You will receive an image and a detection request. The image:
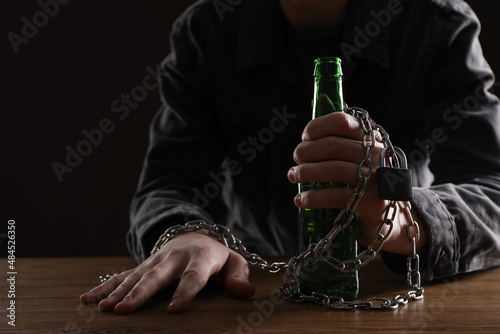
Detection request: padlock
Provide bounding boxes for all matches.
[377,147,413,201]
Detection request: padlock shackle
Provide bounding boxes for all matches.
[380,146,409,169]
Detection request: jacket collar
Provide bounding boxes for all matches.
[236,0,394,72]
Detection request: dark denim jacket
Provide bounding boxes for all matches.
[128,0,500,280]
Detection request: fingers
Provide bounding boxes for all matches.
[82,254,169,313]
[166,247,223,313]
[290,111,385,211]
[297,112,383,165]
[79,253,162,305]
[293,136,367,164]
[165,248,255,313]
[113,260,180,314]
[302,112,363,142]
[80,269,134,304]
[288,160,364,186]
[292,111,404,254]
[223,252,255,299]
[294,186,353,210]
[97,271,145,312]
[80,233,255,315]
[104,234,236,314]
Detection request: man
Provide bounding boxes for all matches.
[81,0,500,314]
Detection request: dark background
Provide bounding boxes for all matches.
[3,1,500,257]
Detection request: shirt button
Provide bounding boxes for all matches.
[437,253,449,270]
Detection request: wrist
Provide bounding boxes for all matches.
[388,202,427,256]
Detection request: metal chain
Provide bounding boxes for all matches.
[118,107,424,310]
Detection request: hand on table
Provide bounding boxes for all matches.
[287,112,427,255]
[80,232,255,314]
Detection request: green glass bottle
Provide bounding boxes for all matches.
[297,57,359,300]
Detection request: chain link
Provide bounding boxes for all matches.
[126,107,424,310]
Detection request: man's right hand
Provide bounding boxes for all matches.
[79,232,255,314]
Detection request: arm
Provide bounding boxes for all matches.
[128,11,226,263]
[409,4,500,280]
[289,3,500,280]
[82,4,255,313]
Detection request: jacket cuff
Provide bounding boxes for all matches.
[411,187,459,280]
[381,188,459,280]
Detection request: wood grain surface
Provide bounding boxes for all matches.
[1,256,499,333]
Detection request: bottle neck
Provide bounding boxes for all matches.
[312,58,344,119]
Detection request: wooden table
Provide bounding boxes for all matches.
[2,256,499,333]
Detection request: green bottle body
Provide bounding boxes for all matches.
[297,57,359,300]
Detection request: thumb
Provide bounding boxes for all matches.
[224,252,255,299]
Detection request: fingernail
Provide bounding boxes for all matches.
[288,167,296,183]
[168,297,178,308]
[295,194,302,207]
[114,295,131,311]
[167,297,179,313]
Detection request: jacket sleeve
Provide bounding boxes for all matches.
[408,3,500,280]
[127,6,227,263]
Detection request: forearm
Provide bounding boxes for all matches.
[382,178,500,281]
